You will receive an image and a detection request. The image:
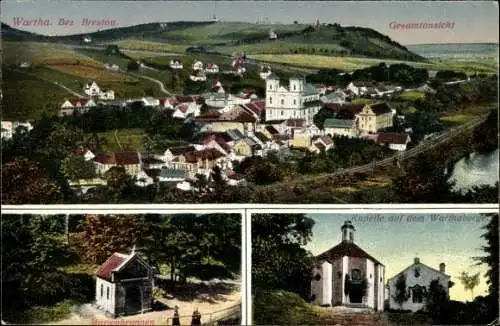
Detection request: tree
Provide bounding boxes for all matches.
[425,279,449,323]
[61,154,96,181]
[458,271,480,300]
[142,214,241,282]
[392,274,409,309]
[1,157,62,204]
[392,152,454,203]
[473,214,499,312]
[2,215,77,319]
[77,214,148,264]
[252,214,315,299]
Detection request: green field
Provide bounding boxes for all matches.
[395,91,426,101]
[102,39,189,53]
[1,68,72,120]
[248,54,498,74]
[97,129,148,152]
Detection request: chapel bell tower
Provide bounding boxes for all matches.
[341,220,355,243]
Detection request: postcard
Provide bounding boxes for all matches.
[1,213,243,325]
[250,212,499,325]
[1,1,498,204]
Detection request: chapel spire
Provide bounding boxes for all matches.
[341,220,355,243]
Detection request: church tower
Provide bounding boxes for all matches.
[341,220,355,243]
[289,76,304,93]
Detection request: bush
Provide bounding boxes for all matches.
[253,290,319,325]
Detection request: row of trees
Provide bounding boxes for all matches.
[306,62,429,87]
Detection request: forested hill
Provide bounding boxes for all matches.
[2,21,426,62]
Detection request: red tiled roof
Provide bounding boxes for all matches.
[114,152,140,165]
[182,148,225,163]
[93,153,115,165]
[96,253,128,280]
[241,101,265,116]
[168,146,196,156]
[177,103,189,113]
[201,135,231,153]
[175,96,196,103]
[375,132,409,145]
[70,99,89,106]
[317,241,383,265]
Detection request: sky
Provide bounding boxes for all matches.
[1,1,498,44]
[304,213,494,302]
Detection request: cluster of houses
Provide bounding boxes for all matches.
[311,220,452,312]
[1,120,33,140]
[54,72,414,192]
[169,54,247,82]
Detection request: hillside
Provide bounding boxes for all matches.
[1,21,426,62]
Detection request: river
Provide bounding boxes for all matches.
[449,149,499,192]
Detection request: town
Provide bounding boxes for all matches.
[1,15,498,204]
[2,47,496,203]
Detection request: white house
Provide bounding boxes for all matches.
[324,118,358,138]
[59,99,97,116]
[311,221,385,311]
[269,29,278,40]
[99,90,115,100]
[104,63,120,72]
[205,63,219,74]
[346,82,359,96]
[265,74,322,125]
[370,132,411,151]
[387,258,451,312]
[192,60,204,71]
[321,90,347,104]
[84,81,101,97]
[190,70,207,82]
[310,135,334,153]
[95,250,156,317]
[260,65,272,80]
[169,59,183,70]
[128,97,160,107]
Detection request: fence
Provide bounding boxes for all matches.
[164,304,240,326]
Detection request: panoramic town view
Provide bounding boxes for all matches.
[251,213,499,325]
[2,213,242,325]
[1,1,498,204]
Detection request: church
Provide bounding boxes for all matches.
[310,220,385,311]
[265,73,322,124]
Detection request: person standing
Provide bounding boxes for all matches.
[172,306,180,326]
[191,307,201,326]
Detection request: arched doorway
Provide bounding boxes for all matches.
[125,285,143,315]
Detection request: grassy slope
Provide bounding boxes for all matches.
[1,69,72,120]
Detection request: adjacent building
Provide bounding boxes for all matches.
[387,258,451,312]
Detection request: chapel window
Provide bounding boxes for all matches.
[106,287,110,300]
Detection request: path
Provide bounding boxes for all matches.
[129,71,172,96]
[47,291,240,325]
